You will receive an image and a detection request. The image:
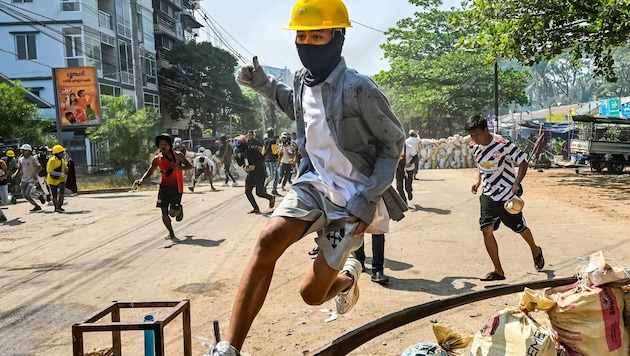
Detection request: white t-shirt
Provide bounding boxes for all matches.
[18,155,40,183]
[406,136,421,152]
[403,143,418,171]
[295,85,367,206]
[193,155,214,170]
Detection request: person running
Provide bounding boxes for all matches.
[11,144,45,212]
[275,132,297,192]
[211,1,406,355]
[406,130,421,180]
[262,127,279,193]
[2,150,18,204]
[36,146,51,203]
[233,135,275,214]
[134,133,193,240]
[189,153,217,192]
[219,136,238,187]
[47,145,68,213]
[466,114,545,281]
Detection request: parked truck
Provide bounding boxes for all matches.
[570,115,630,173]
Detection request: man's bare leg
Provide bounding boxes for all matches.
[225,217,311,351]
[301,252,353,304]
[482,226,504,276]
[161,210,175,239]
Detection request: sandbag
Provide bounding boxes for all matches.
[470,307,556,356]
[401,324,471,356]
[545,282,629,355]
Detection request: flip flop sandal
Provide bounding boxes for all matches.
[480,271,506,281]
[534,246,545,271]
[308,247,320,256]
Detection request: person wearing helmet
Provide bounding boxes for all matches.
[11,144,46,211]
[219,1,406,354]
[262,127,279,191]
[275,131,297,192]
[47,145,68,212]
[1,150,18,205]
[134,133,192,239]
[36,146,51,204]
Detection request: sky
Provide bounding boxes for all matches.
[199,0,461,76]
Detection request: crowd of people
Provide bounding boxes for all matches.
[0,144,75,221]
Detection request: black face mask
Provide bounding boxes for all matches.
[296,33,344,87]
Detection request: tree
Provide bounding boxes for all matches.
[376,3,529,137]
[463,0,630,81]
[159,41,254,136]
[0,81,56,145]
[87,96,160,181]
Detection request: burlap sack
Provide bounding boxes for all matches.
[546,282,628,355]
[470,307,556,356]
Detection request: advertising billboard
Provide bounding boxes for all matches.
[53,66,101,126]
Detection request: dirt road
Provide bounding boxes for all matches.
[1,168,628,355]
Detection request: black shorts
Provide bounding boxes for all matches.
[156,186,182,211]
[479,195,527,233]
[195,168,205,178]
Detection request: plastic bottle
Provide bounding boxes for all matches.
[86,104,97,121]
[144,314,155,356]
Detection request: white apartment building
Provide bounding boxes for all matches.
[0,0,201,171]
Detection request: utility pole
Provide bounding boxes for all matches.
[130,0,144,110]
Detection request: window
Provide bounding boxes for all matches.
[100,84,121,97]
[115,0,131,39]
[143,53,156,86]
[99,11,113,30]
[60,0,80,11]
[144,94,159,109]
[15,33,37,60]
[63,27,84,67]
[13,0,33,3]
[118,41,133,84]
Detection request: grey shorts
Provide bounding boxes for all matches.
[271,182,364,270]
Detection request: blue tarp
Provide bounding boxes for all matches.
[520,120,574,134]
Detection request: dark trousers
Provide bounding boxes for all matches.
[279,163,293,187]
[396,169,413,202]
[353,234,385,273]
[224,163,236,183]
[50,182,66,209]
[245,169,272,210]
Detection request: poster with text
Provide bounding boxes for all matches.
[53,66,101,126]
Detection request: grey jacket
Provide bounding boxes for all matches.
[248,58,407,224]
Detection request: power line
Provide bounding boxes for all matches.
[351,19,386,34]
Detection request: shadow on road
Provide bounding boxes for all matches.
[382,276,478,296]
[410,204,451,214]
[165,235,226,248]
[3,218,24,226]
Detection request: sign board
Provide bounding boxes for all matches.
[52,66,101,127]
[546,113,567,122]
[608,97,620,117]
[621,103,630,118]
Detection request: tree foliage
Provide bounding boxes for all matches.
[0,82,56,145]
[376,4,529,137]
[87,96,160,181]
[463,0,630,81]
[159,41,255,136]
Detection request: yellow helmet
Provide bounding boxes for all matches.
[284,0,351,31]
[6,150,14,157]
[52,144,65,154]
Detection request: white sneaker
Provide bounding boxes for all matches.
[335,257,361,314]
[232,182,239,187]
[207,341,239,356]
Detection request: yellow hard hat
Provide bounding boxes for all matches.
[284,0,351,31]
[6,150,14,157]
[52,144,65,154]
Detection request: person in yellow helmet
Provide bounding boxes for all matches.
[212,1,406,354]
[47,145,68,213]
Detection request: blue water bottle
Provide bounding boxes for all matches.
[144,314,155,356]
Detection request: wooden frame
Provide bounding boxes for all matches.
[72,300,192,356]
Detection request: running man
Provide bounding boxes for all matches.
[210,1,406,354]
[135,133,192,239]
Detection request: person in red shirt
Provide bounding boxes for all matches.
[135,133,192,239]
